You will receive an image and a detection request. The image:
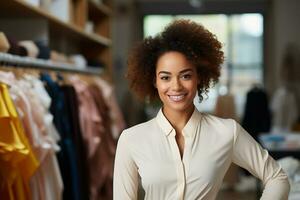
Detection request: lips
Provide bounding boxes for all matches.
[168,94,186,102]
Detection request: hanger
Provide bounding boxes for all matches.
[251,81,263,91]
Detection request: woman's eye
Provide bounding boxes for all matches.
[160,76,170,81]
[182,74,192,79]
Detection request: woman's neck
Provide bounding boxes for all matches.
[162,104,195,133]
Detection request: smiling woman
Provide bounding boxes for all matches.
[155,51,199,117]
[113,19,290,200]
[127,19,223,103]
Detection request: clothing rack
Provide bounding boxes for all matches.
[0,52,103,75]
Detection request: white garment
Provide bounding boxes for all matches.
[271,87,298,132]
[23,74,61,151]
[113,108,290,200]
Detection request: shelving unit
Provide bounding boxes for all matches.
[0,0,113,77]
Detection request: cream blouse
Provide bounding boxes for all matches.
[113,108,290,200]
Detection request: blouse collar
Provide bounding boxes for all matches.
[156,107,202,138]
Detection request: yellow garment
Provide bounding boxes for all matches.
[0,83,39,200]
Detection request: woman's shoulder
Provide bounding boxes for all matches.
[202,112,235,124]
[201,112,236,132]
[199,113,240,143]
[119,118,157,140]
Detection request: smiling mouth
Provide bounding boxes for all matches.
[168,94,186,102]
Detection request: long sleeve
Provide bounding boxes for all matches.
[113,131,139,200]
[232,121,290,200]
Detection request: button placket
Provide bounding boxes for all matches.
[168,130,186,200]
[182,135,191,178]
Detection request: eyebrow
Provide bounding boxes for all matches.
[158,68,193,75]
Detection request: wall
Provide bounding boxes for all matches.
[112,0,147,126]
[265,0,300,93]
[265,0,300,119]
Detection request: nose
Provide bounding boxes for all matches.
[171,78,183,91]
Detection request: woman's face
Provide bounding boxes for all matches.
[155,51,199,114]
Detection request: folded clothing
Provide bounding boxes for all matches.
[0,32,10,53]
[19,41,39,58]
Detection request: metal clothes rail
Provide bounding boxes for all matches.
[0,52,103,75]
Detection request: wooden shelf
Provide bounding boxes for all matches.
[0,0,111,48]
[88,1,112,17]
[0,0,113,78]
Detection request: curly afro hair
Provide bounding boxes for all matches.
[127,19,224,102]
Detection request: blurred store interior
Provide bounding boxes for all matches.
[0,0,300,199]
[112,1,300,199]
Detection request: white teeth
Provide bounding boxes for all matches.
[169,95,185,102]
